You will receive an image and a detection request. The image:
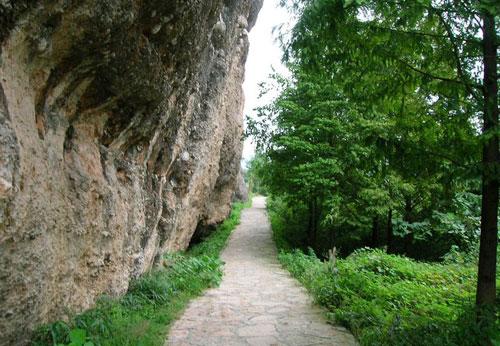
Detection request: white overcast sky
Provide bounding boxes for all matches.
[241,0,292,166]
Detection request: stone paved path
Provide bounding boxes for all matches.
[166,196,357,346]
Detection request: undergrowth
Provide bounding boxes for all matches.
[269,201,499,345]
[31,199,251,346]
[278,249,499,345]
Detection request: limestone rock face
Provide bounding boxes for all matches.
[0,0,261,344]
[233,171,249,202]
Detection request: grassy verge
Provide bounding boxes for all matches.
[32,199,251,346]
[269,205,499,345]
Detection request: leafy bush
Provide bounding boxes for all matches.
[267,195,308,251]
[278,248,499,346]
[32,200,250,346]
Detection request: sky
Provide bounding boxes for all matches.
[241,0,291,166]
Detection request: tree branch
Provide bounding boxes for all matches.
[394,56,482,90]
[435,11,483,103]
[367,24,480,46]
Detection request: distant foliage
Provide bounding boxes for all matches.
[244,153,269,196]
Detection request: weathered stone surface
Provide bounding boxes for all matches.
[0,1,262,344]
[233,170,248,202]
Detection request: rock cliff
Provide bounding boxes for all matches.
[0,0,261,344]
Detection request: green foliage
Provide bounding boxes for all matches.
[277,247,499,345]
[267,195,308,251]
[31,201,249,346]
[66,329,94,346]
[244,154,269,196]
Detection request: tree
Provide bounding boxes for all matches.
[477,8,498,308]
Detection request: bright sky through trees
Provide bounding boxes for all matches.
[242,0,291,165]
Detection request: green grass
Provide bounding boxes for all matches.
[32,199,251,346]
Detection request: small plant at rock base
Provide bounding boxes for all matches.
[64,329,94,346]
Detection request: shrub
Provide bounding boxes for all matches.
[278,248,499,346]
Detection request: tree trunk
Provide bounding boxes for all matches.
[329,228,336,250]
[308,198,317,248]
[387,208,394,253]
[311,199,316,247]
[476,12,499,308]
[403,198,413,255]
[371,215,380,248]
[307,200,313,246]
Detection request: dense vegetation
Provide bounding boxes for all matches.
[247,0,498,343]
[31,201,250,346]
[270,200,499,345]
[278,248,498,345]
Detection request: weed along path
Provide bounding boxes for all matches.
[166,196,357,346]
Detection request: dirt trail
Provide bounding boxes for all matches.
[166,196,357,346]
